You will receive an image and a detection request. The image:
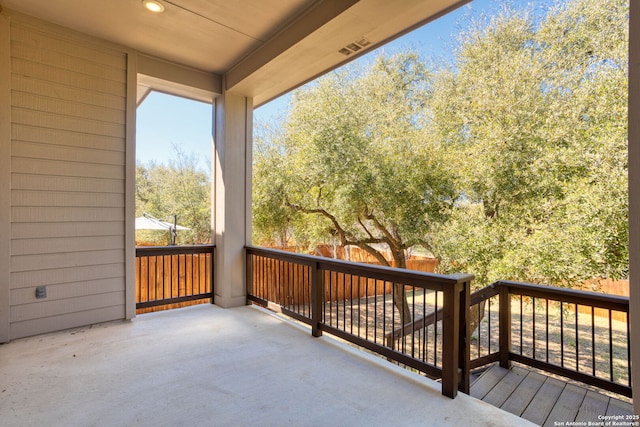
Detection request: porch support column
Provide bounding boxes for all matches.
[213,91,253,307]
[628,0,639,414]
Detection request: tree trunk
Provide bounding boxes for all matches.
[391,249,413,324]
[469,300,486,337]
[355,243,412,324]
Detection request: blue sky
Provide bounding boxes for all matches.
[136,0,555,168]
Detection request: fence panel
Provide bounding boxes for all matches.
[136,245,215,313]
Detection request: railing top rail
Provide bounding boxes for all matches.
[246,245,474,289]
[470,284,500,305]
[246,245,316,267]
[496,280,629,312]
[136,244,215,257]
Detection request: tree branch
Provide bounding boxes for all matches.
[356,243,390,266]
[287,202,388,249]
[357,215,376,240]
[365,210,404,252]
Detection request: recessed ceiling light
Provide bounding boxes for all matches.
[142,0,165,13]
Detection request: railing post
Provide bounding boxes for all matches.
[211,246,216,304]
[311,262,323,337]
[245,249,252,305]
[458,277,471,394]
[441,282,460,398]
[499,283,512,369]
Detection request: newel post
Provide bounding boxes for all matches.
[441,280,459,398]
[499,282,512,368]
[458,276,471,394]
[441,274,473,398]
[245,249,252,305]
[311,261,323,337]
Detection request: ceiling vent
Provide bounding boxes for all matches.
[339,38,371,56]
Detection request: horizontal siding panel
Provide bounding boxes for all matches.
[12,58,126,95]
[11,249,125,272]
[10,305,125,340]
[11,278,125,305]
[11,173,124,193]
[11,40,127,83]
[12,157,124,179]
[12,221,124,239]
[12,75,126,111]
[12,91,125,124]
[12,206,124,223]
[11,235,124,256]
[11,291,125,322]
[12,190,124,208]
[11,24,127,70]
[12,107,125,138]
[12,141,125,165]
[11,263,125,289]
[13,123,124,152]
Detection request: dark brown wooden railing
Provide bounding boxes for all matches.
[469,280,631,398]
[245,246,473,398]
[135,245,215,311]
[246,246,631,399]
[387,279,631,398]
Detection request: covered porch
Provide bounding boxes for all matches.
[0,303,529,426]
[0,0,638,420]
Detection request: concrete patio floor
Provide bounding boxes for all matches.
[0,304,532,427]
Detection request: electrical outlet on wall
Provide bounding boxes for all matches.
[35,286,47,299]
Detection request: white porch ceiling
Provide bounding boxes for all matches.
[1,0,469,106]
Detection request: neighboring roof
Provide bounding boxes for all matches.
[135,215,189,231]
[1,0,469,106]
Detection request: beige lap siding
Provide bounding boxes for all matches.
[9,14,128,339]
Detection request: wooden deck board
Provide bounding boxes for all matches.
[575,390,609,422]
[606,397,634,416]
[543,384,587,427]
[471,364,634,426]
[501,370,547,417]
[520,376,566,426]
[483,366,528,408]
[470,364,509,400]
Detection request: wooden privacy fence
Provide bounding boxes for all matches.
[135,245,215,313]
[315,245,439,272]
[253,245,438,304]
[250,255,393,305]
[578,278,629,321]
